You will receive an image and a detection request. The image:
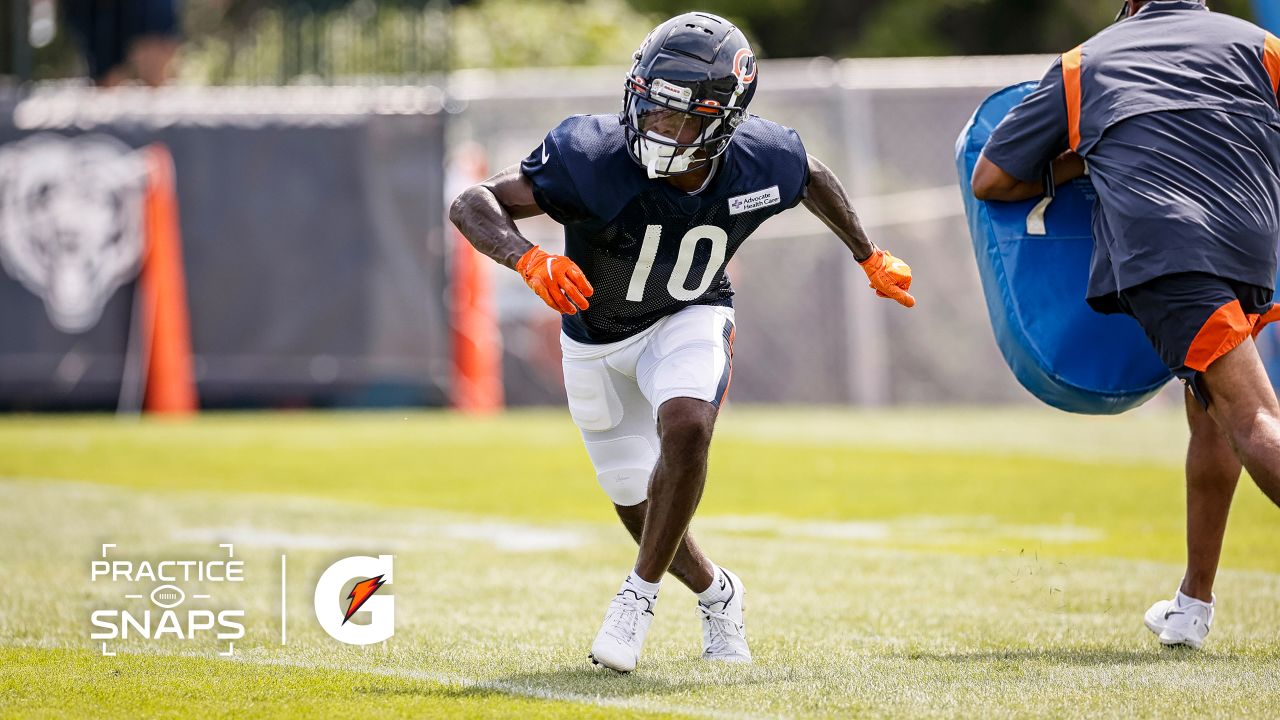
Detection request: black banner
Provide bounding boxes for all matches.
[0,93,450,410]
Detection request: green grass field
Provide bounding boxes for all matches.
[1,406,1278,718]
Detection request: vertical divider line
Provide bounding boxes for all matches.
[281,555,287,645]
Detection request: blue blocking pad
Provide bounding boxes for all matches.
[956,82,1173,414]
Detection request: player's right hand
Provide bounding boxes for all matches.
[516,245,594,315]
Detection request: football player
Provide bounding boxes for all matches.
[450,12,915,673]
[973,0,1280,649]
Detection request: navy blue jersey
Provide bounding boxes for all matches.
[520,114,809,344]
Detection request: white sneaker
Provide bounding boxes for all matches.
[589,588,656,673]
[699,568,751,663]
[1144,591,1214,649]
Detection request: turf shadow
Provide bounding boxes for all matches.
[492,664,773,698]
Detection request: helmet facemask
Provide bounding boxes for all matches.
[622,75,746,179]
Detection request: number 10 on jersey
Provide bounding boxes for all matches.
[626,224,728,303]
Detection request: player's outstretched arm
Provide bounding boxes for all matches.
[448,164,593,315]
[801,155,875,261]
[801,154,916,308]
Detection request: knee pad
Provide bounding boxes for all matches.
[583,434,656,506]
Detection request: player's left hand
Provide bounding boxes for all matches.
[859,249,915,308]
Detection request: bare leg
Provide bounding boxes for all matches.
[615,501,714,592]
[633,397,718,584]
[1200,337,1280,507]
[1181,387,1242,602]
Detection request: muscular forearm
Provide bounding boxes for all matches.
[973,151,1086,202]
[448,186,534,271]
[801,156,875,262]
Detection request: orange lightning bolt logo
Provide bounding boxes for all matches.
[342,575,386,625]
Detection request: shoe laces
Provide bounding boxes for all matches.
[605,591,650,643]
[698,601,743,653]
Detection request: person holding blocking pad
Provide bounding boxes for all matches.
[972,0,1280,649]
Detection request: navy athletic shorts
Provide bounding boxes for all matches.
[1117,272,1278,407]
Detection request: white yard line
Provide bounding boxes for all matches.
[7,476,1280,584]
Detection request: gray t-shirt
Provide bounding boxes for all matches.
[983,59,1280,311]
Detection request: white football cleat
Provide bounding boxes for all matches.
[1144,592,1214,650]
[699,568,751,663]
[589,588,656,673]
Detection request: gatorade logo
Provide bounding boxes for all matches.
[313,555,395,645]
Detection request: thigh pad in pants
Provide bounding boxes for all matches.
[562,354,658,506]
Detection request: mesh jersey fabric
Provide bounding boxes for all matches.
[521,113,809,344]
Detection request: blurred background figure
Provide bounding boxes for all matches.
[63,0,183,87]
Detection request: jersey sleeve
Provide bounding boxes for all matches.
[780,127,811,211]
[981,57,1072,183]
[520,122,589,226]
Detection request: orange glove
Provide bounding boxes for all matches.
[516,245,594,315]
[859,248,915,308]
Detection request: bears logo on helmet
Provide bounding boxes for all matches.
[732,48,757,86]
